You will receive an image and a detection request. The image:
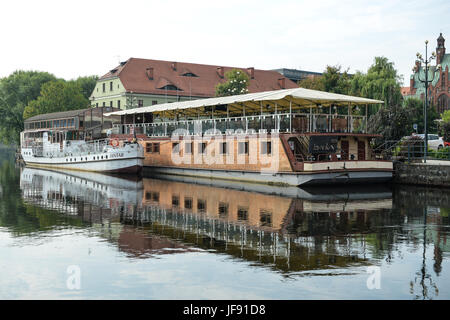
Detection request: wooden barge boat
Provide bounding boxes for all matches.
[106,88,392,186]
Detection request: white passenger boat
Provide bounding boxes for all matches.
[20,108,144,173]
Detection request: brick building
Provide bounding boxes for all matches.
[403,33,450,114]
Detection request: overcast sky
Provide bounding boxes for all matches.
[1,0,448,86]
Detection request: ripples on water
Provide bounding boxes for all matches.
[0,149,449,299]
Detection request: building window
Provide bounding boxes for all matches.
[96,103,98,108]
[118,100,120,108]
[103,102,106,107]
[138,100,144,107]
[110,81,113,91]
[110,101,113,107]
[102,83,105,92]
[238,141,248,154]
[152,100,158,105]
[261,141,271,155]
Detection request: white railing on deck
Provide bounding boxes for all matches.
[114,113,367,136]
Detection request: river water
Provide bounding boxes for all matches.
[1,149,449,299]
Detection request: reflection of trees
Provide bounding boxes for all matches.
[0,156,83,235]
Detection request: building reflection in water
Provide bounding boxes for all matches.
[19,167,396,273]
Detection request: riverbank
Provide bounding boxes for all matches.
[394,161,450,187]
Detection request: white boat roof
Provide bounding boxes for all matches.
[105,87,384,116]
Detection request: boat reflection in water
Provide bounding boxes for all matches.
[20,167,392,272]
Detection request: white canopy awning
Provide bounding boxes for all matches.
[105,87,384,116]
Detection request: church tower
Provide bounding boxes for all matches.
[436,33,445,65]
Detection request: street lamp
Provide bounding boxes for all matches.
[415,40,441,163]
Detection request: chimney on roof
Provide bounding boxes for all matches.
[247,67,255,79]
[278,78,286,89]
[146,67,154,80]
[171,62,177,71]
[217,67,224,78]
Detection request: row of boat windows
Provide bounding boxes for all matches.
[25,118,76,130]
[65,155,109,162]
[146,141,272,155]
[145,192,273,226]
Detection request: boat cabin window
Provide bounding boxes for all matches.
[261,141,272,155]
[238,141,249,155]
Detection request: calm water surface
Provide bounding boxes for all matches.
[1,149,450,299]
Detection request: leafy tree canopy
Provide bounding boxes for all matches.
[215,69,249,97]
[23,80,89,120]
[0,70,57,144]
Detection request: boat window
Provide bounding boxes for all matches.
[237,207,248,221]
[218,202,229,218]
[238,141,249,154]
[197,199,206,213]
[172,142,180,153]
[220,142,227,155]
[184,197,193,209]
[172,195,179,208]
[260,210,272,227]
[261,141,271,155]
[198,142,207,154]
[185,142,193,154]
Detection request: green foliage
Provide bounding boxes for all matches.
[297,75,324,91]
[428,146,450,160]
[73,76,98,100]
[0,71,57,144]
[215,69,249,97]
[402,97,439,134]
[368,103,409,144]
[23,80,89,120]
[442,110,450,123]
[298,65,350,94]
[321,65,351,94]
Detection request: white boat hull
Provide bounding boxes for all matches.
[21,142,144,173]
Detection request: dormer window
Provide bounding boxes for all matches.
[159,84,182,91]
[182,72,198,77]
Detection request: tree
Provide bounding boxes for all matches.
[368,103,410,144]
[215,69,249,97]
[298,75,324,91]
[321,65,351,94]
[402,97,439,134]
[73,76,98,100]
[441,110,450,142]
[23,80,90,120]
[0,71,57,145]
[298,65,350,94]
[354,57,402,106]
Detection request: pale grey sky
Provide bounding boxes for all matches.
[1,0,449,86]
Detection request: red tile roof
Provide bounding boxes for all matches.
[100,58,298,97]
[401,86,411,96]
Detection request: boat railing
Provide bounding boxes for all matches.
[113,113,367,137]
[25,138,126,158]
